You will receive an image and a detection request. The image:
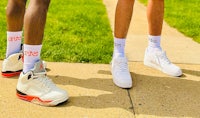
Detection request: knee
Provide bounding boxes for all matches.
[6,0,26,18]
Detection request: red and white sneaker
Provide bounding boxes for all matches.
[1,53,23,77]
[16,60,68,106]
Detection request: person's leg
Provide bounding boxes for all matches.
[144,0,182,77]
[2,0,26,77]
[7,0,26,31]
[147,0,164,36]
[16,0,68,106]
[113,0,134,58]
[24,0,50,45]
[146,0,163,52]
[112,0,134,88]
[22,0,50,73]
[6,0,26,58]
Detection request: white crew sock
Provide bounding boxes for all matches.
[6,31,22,58]
[113,37,126,58]
[147,35,162,52]
[23,44,42,73]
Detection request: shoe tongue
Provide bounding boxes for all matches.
[32,60,46,73]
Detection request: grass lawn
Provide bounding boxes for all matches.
[0,4,6,60]
[139,0,200,43]
[0,0,113,63]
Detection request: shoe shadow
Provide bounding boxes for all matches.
[48,72,133,113]
[48,66,200,117]
[48,62,200,118]
[182,69,200,77]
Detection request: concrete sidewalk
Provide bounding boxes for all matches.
[0,0,200,118]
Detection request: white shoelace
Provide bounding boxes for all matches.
[31,72,56,90]
[115,59,129,72]
[159,52,171,64]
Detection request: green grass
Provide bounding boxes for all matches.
[0,4,6,60]
[0,0,113,63]
[139,0,200,43]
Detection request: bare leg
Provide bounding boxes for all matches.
[6,0,26,31]
[113,0,135,57]
[115,0,135,38]
[24,0,50,45]
[147,0,164,36]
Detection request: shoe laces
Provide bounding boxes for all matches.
[115,59,129,72]
[158,52,171,64]
[31,72,56,90]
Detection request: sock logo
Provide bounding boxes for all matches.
[24,51,39,56]
[149,38,158,43]
[8,36,22,41]
[114,43,122,48]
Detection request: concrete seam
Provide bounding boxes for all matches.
[127,89,136,115]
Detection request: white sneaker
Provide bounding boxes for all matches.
[111,57,132,88]
[144,48,182,77]
[2,53,23,77]
[16,60,68,106]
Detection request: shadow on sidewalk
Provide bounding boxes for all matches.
[48,65,200,117]
[48,72,134,113]
[182,69,200,77]
[130,70,200,118]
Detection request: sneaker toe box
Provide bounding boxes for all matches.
[42,89,69,105]
[163,64,182,77]
[113,72,132,88]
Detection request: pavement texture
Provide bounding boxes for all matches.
[0,0,200,118]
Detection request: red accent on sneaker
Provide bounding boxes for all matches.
[21,54,24,62]
[16,93,52,103]
[40,64,44,70]
[2,71,21,78]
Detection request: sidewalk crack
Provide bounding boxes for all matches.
[127,89,136,115]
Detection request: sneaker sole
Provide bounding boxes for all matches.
[16,90,68,106]
[2,70,22,78]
